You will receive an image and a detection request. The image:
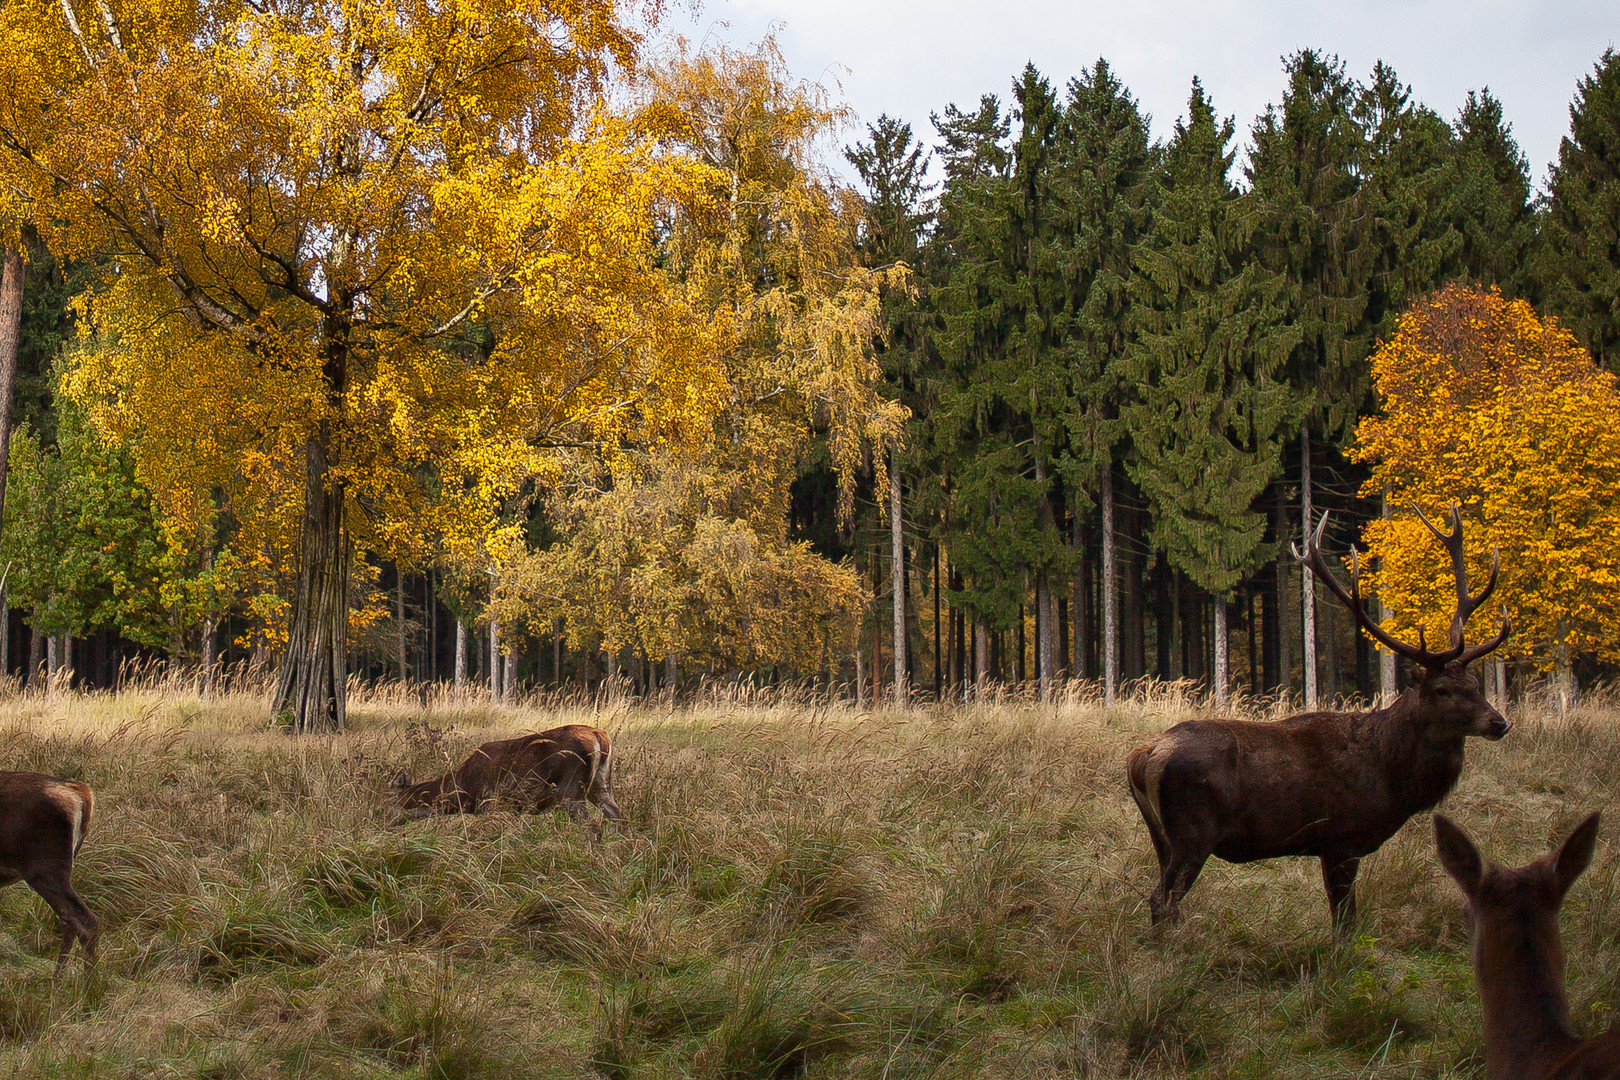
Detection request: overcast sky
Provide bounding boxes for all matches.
[667,0,1617,190]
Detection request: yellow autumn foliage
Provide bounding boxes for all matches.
[1354,284,1620,673]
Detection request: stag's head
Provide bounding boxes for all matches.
[1295,505,1512,742]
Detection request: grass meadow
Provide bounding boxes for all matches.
[0,678,1613,1079]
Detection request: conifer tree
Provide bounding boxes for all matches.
[1052,59,1154,703]
[1446,90,1534,293]
[1538,49,1620,372]
[1123,80,1295,702]
[1249,50,1365,705]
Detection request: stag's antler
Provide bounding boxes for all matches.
[1292,508,1510,673]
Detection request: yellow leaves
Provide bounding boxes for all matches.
[1353,284,1620,668]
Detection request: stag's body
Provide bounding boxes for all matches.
[1129,506,1511,934]
[0,771,99,972]
[392,724,625,828]
[1435,813,1620,1080]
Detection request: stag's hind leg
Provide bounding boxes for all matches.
[1322,855,1361,938]
[27,872,99,975]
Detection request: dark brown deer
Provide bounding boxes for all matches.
[1434,812,1620,1080]
[0,771,99,973]
[391,724,625,829]
[1127,506,1511,935]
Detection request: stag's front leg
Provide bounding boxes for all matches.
[1322,855,1361,938]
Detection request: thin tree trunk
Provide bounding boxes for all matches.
[27,625,41,688]
[933,544,942,701]
[1101,464,1118,705]
[854,648,865,707]
[504,646,518,701]
[0,244,22,549]
[489,617,501,702]
[1301,426,1317,709]
[1213,595,1228,705]
[890,446,907,707]
[454,619,468,694]
[973,621,988,698]
[272,436,349,732]
[1378,492,1396,705]
[665,651,676,698]
[0,582,8,680]
[1037,570,1053,703]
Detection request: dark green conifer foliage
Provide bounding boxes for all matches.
[1354,62,1461,341]
[1445,89,1534,293]
[1123,80,1295,623]
[929,69,1070,633]
[1538,49,1620,371]
[1248,50,1366,442]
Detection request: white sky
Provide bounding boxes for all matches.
[668,0,1619,190]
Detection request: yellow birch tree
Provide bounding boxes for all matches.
[0,0,728,728]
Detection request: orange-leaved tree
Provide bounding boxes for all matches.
[0,0,729,729]
[1354,284,1620,697]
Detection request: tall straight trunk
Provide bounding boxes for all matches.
[665,651,676,697]
[28,626,42,687]
[1058,597,1069,680]
[933,545,942,701]
[1072,515,1091,680]
[0,583,9,679]
[46,633,57,677]
[0,244,22,552]
[1036,574,1054,701]
[854,648,865,707]
[454,619,469,693]
[1273,495,1290,694]
[1101,464,1118,705]
[504,646,518,700]
[201,618,216,696]
[395,569,408,683]
[973,621,988,698]
[272,433,349,732]
[890,447,907,707]
[489,618,501,702]
[1213,595,1229,705]
[1300,427,1318,708]
[1016,603,1026,685]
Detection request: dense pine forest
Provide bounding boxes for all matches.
[2,9,1619,721]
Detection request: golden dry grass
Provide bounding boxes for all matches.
[0,679,1612,1078]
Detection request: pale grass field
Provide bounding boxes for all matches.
[0,678,1612,1079]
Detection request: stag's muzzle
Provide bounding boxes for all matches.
[1486,713,1513,740]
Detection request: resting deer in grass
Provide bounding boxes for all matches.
[0,771,99,974]
[1435,813,1620,1080]
[1128,506,1511,936]
[391,724,625,830]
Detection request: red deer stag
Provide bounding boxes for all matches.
[0,771,99,973]
[391,724,625,830]
[1127,506,1511,935]
[1435,813,1620,1080]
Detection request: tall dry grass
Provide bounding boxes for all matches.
[0,679,1611,1078]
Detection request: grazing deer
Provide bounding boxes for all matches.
[1434,813,1620,1080]
[0,771,99,974]
[1128,506,1511,935]
[391,724,625,830]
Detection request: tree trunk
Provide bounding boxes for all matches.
[1213,595,1229,705]
[1101,464,1118,705]
[272,436,349,732]
[27,625,41,688]
[0,244,22,549]
[1378,492,1396,705]
[854,648,865,707]
[395,569,409,683]
[504,646,518,701]
[0,583,9,681]
[1553,644,1577,713]
[1300,427,1318,709]
[489,617,501,702]
[665,651,676,698]
[973,622,988,699]
[933,545,942,701]
[1073,515,1091,680]
[890,446,907,707]
[454,619,469,694]
[1036,570,1053,702]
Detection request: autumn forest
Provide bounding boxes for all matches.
[2,0,1619,728]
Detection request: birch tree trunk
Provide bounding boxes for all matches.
[973,622,988,699]
[454,619,468,695]
[1300,427,1317,709]
[1037,571,1053,703]
[1212,596,1228,705]
[890,446,907,707]
[1101,464,1119,705]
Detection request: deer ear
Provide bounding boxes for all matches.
[1553,812,1601,898]
[392,770,411,789]
[1434,814,1484,897]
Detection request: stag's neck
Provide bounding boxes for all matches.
[1479,945,1580,1080]
[1367,692,1467,813]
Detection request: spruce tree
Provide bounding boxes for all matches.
[1123,80,1295,702]
[1538,49,1620,371]
[1051,59,1154,703]
[1445,89,1534,293]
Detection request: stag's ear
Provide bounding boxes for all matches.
[1435,814,1485,897]
[392,770,411,789]
[1553,812,1601,899]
